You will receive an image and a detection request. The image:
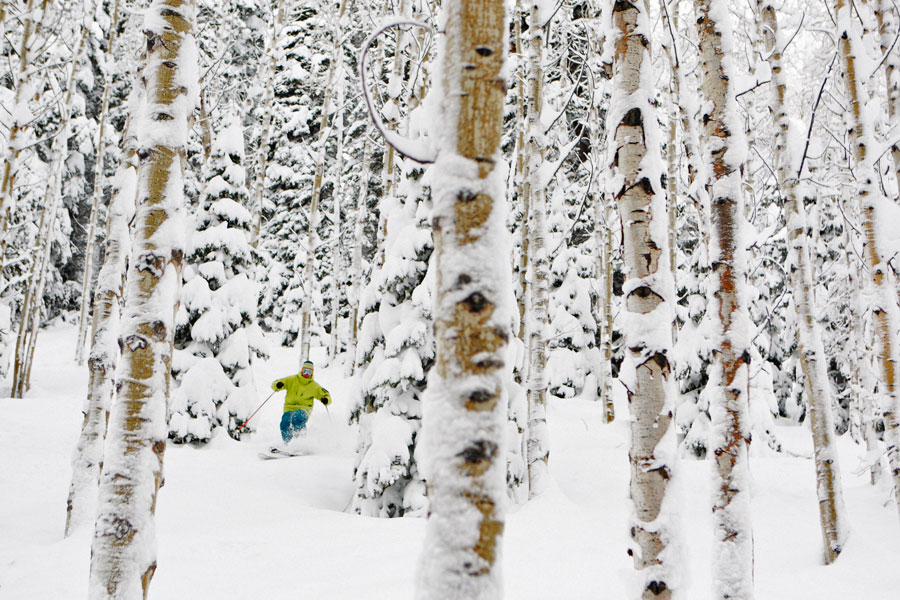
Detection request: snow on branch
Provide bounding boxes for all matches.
[359,18,437,164]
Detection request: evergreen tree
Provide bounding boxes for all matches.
[258,1,332,347]
[169,116,268,443]
[350,2,436,517]
[350,166,433,517]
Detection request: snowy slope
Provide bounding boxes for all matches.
[1,324,898,598]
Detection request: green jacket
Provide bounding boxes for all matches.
[272,374,331,413]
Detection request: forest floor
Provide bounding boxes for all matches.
[1,323,899,598]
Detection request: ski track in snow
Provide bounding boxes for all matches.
[1,324,898,598]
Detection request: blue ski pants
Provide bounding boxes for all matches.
[280,409,309,443]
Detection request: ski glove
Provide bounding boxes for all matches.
[320,396,330,406]
[275,381,284,389]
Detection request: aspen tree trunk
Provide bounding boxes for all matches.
[348,127,373,373]
[372,0,410,273]
[198,91,213,162]
[876,0,900,182]
[522,0,549,499]
[833,169,882,480]
[600,218,615,422]
[0,0,45,290]
[836,0,900,521]
[590,112,615,423]
[373,0,430,270]
[75,0,124,365]
[11,27,89,397]
[88,0,195,595]
[0,1,7,44]
[329,72,346,362]
[759,2,847,563]
[416,0,509,596]
[660,3,681,268]
[660,0,710,254]
[66,137,137,536]
[250,0,287,248]
[19,193,63,392]
[587,5,614,422]
[695,0,755,596]
[665,90,678,302]
[298,0,348,362]
[513,12,529,347]
[843,221,882,484]
[609,2,678,597]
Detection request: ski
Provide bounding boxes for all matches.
[258,447,309,460]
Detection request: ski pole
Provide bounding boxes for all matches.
[236,390,277,433]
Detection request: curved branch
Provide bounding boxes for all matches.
[776,10,806,57]
[359,18,437,164]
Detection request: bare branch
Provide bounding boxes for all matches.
[545,52,587,135]
[798,53,836,177]
[776,11,806,57]
[540,0,566,28]
[662,0,680,68]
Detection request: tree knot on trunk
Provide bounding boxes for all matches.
[466,388,498,411]
[123,334,148,353]
[623,107,643,127]
[646,580,669,596]
[457,440,498,477]
[135,252,166,278]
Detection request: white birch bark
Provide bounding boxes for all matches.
[329,69,346,362]
[250,0,287,248]
[599,214,615,422]
[609,1,678,596]
[660,0,710,254]
[522,0,549,499]
[694,0,755,596]
[0,0,44,291]
[298,0,348,362]
[583,1,614,422]
[844,220,883,484]
[66,135,137,536]
[876,0,900,183]
[348,126,373,373]
[513,12,529,348]
[371,0,410,275]
[665,85,679,303]
[11,27,89,397]
[75,0,124,365]
[416,0,509,596]
[836,0,900,522]
[759,2,848,563]
[88,0,195,594]
[589,24,615,422]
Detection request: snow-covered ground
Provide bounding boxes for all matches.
[1,324,898,598]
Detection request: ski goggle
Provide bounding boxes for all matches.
[301,367,313,377]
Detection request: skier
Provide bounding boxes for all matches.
[272,360,332,445]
